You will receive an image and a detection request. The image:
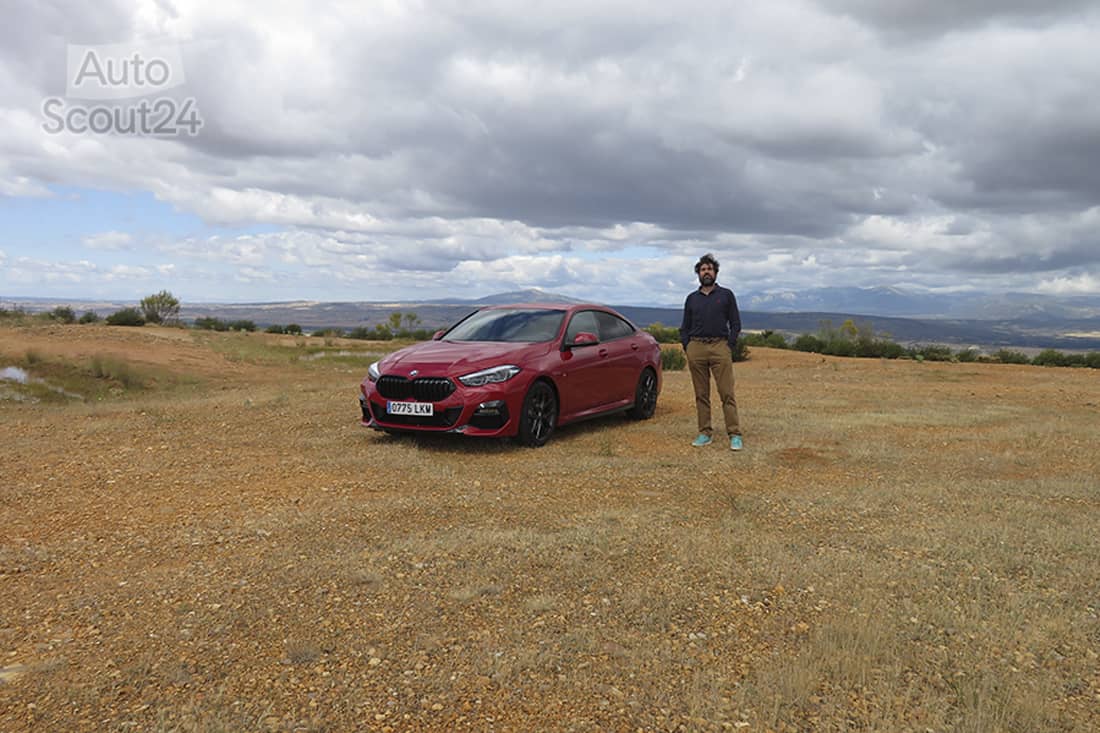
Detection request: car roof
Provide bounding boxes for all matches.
[481,302,613,311]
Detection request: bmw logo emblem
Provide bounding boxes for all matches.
[409,369,419,377]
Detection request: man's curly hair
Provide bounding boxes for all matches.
[694,253,720,274]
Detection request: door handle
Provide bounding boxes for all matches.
[598,348,608,357]
[631,343,639,350]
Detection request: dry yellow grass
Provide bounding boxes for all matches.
[1,324,1098,731]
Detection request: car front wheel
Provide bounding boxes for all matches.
[518,380,557,447]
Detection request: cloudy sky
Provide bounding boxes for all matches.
[2,0,1099,305]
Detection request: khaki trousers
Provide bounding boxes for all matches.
[686,340,741,437]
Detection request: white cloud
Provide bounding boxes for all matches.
[1,0,1099,298]
[83,230,133,250]
[0,175,52,197]
[1036,273,1100,295]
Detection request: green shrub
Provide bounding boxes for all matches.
[792,334,825,353]
[956,347,980,362]
[49,306,76,324]
[105,307,145,326]
[824,339,857,358]
[228,320,256,332]
[367,324,393,340]
[265,324,286,334]
[194,317,228,331]
[992,348,1029,364]
[743,330,788,349]
[78,310,100,324]
[661,346,687,371]
[1084,352,1100,369]
[285,323,303,335]
[732,336,749,362]
[1032,349,1069,367]
[644,323,681,344]
[909,344,954,362]
[347,326,372,340]
[312,327,344,338]
[0,306,27,320]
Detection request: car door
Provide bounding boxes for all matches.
[556,309,606,417]
[594,310,641,406]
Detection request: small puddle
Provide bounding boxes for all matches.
[1,366,30,383]
[1,365,84,401]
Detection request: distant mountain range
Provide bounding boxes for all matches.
[738,286,1100,322]
[5,286,1100,351]
[417,288,590,306]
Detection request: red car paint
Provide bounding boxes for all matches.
[358,303,662,445]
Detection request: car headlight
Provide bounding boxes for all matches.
[367,361,381,382]
[458,364,520,387]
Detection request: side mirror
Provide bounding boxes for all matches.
[566,332,599,349]
[432,330,445,340]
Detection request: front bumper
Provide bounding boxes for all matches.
[359,387,518,436]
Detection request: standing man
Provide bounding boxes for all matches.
[680,253,743,450]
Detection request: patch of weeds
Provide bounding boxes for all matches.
[90,354,145,389]
[345,569,383,588]
[4,352,198,403]
[523,595,558,613]
[284,639,322,665]
[204,331,394,368]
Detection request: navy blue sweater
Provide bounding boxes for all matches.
[679,285,742,351]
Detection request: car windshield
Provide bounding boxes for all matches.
[444,308,566,343]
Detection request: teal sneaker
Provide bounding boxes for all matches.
[691,434,713,447]
[730,435,743,451]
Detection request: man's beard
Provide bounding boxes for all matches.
[699,274,715,286]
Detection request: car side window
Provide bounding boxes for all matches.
[564,310,600,343]
[594,311,636,342]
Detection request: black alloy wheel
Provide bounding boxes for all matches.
[627,367,658,420]
[518,381,557,447]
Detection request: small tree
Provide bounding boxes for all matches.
[49,306,76,323]
[78,310,100,324]
[140,290,180,325]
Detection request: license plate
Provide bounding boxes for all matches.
[387,401,433,416]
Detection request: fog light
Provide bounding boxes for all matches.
[475,400,505,415]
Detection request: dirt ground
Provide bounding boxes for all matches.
[1,324,1098,732]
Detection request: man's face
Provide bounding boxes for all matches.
[697,263,716,287]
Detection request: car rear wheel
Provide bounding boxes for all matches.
[627,367,658,420]
[518,381,557,447]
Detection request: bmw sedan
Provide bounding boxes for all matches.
[359,303,662,446]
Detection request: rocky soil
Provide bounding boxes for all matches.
[2,324,1098,731]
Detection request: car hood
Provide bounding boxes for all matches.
[378,340,551,377]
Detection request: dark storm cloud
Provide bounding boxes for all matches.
[4,0,1100,299]
[820,0,1097,37]
[0,0,136,95]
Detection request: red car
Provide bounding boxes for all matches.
[359,303,662,446]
